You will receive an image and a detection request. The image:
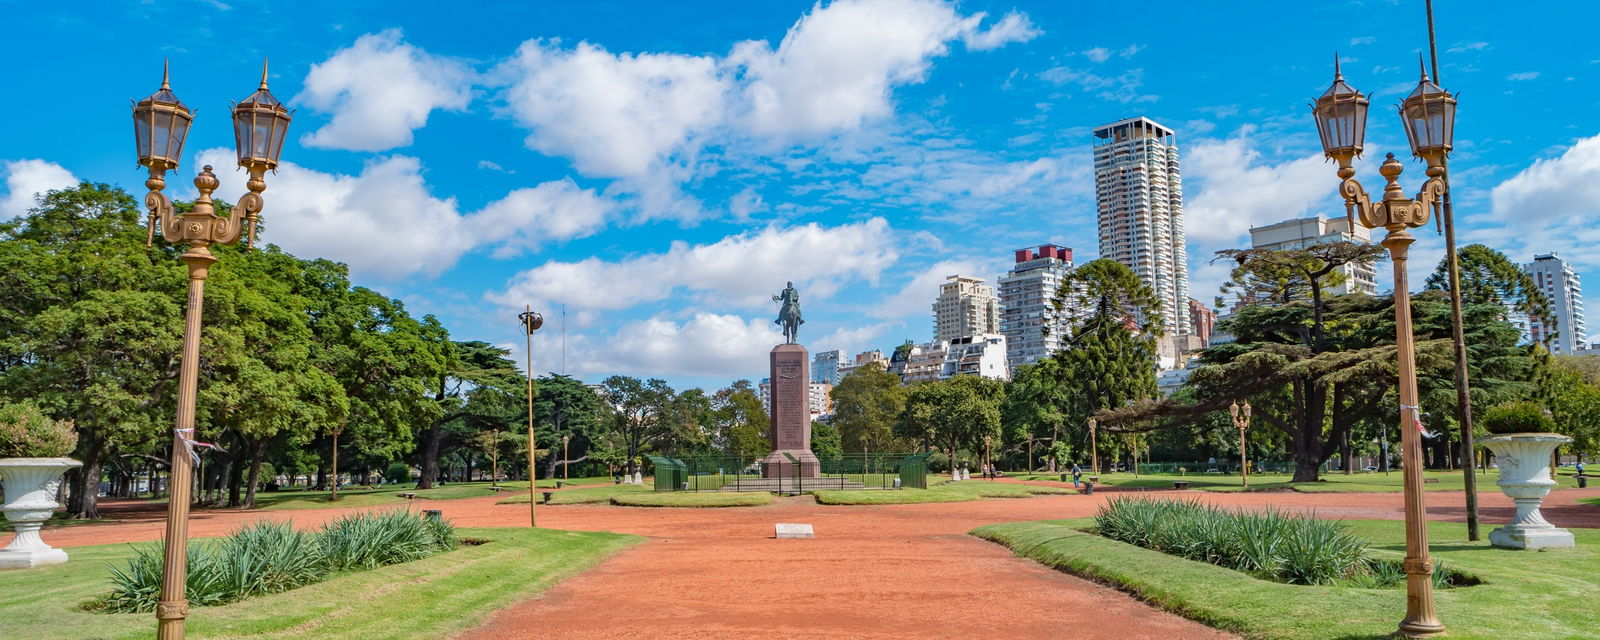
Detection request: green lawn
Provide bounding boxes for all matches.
[0,526,637,639]
[1014,469,1512,493]
[496,482,650,505]
[610,492,773,507]
[240,482,514,510]
[813,479,1071,505]
[1581,497,1599,507]
[974,518,1600,640]
[686,473,903,490]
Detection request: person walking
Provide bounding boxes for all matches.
[1070,463,1083,488]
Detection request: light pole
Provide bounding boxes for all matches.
[1229,401,1252,488]
[1311,55,1451,638]
[135,60,290,640]
[562,433,571,481]
[519,306,543,526]
[1088,418,1098,477]
[490,428,500,487]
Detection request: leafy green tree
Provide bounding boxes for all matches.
[1003,358,1071,471]
[535,374,605,479]
[1426,244,1550,341]
[897,376,1003,468]
[661,388,713,455]
[830,361,907,455]
[0,183,183,518]
[415,341,519,488]
[811,420,843,459]
[599,376,674,474]
[1546,358,1600,456]
[711,380,770,459]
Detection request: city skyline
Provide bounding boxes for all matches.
[3,0,1598,391]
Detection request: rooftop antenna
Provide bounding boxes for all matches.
[561,305,567,375]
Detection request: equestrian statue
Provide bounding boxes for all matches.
[773,281,803,344]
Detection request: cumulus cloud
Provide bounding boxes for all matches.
[296,29,474,152]
[961,11,1040,51]
[194,148,608,279]
[579,313,785,378]
[491,218,897,312]
[1,159,77,220]
[1182,128,1338,245]
[1491,134,1600,225]
[1040,65,1157,103]
[1506,71,1540,81]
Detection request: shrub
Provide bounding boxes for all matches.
[0,402,77,458]
[1480,401,1557,435]
[1095,497,1366,585]
[385,461,411,484]
[99,510,455,612]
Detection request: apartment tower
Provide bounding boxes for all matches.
[998,244,1075,369]
[1525,253,1587,355]
[1093,116,1188,336]
[933,275,999,343]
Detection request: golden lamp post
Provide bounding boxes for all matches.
[133,61,290,640]
[1228,401,1251,488]
[1087,418,1098,477]
[1311,55,1454,638]
[519,306,544,527]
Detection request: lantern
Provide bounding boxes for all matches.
[132,60,193,171]
[1400,59,1456,162]
[1311,55,1369,161]
[232,60,292,172]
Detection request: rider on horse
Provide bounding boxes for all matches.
[774,281,803,344]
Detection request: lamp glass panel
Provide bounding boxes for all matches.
[167,110,191,162]
[252,111,272,159]
[134,111,153,160]
[234,111,253,164]
[151,111,173,163]
[268,115,289,163]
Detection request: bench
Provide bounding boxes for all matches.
[1172,481,1191,490]
[487,486,509,493]
[397,492,418,500]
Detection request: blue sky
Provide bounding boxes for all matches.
[4,0,1599,390]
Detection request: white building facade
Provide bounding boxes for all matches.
[933,275,999,343]
[998,244,1075,370]
[811,349,847,385]
[1525,253,1587,355]
[1249,215,1377,295]
[1094,116,1189,337]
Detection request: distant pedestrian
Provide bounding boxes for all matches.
[1070,463,1083,488]
[1577,461,1585,476]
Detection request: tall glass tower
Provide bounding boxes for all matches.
[1093,116,1188,336]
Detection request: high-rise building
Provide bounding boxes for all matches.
[998,244,1075,370]
[1249,215,1377,296]
[1094,116,1188,336]
[836,349,888,379]
[896,336,1010,383]
[1525,253,1587,355]
[811,349,847,385]
[933,275,999,343]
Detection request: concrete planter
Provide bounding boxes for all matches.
[0,457,82,569]
[1481,434,1574,549]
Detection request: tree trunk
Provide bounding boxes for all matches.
[243,438,267,509]
[417,422,442,489]
[1340,427,1353,475]
[330,431,341,502]
[226,447,244,507]
[70,436,106,519]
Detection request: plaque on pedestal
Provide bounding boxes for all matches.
[763,343,820,478]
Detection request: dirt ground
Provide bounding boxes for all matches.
[13,480,1599,639]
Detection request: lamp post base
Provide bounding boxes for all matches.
[1398,619,1447,638]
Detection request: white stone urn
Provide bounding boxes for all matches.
[0,457,82,569]
[1481,434,1575,549]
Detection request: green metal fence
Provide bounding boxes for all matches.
[645,452,927,493]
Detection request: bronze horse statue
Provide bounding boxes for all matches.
[773,281,803,344]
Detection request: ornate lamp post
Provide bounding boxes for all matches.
[1312,56,1450,638]
[519,306,544,527]
[1229,401,1251,487]
[1087,418,1098,477]
[134,60,291,640]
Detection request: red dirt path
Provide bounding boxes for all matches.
[13,481,1599,639]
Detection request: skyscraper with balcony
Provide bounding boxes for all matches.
[1525,253,1587,355]
[1093,116,1188,336]
[998,244,1075,369]
[933,275,999,343]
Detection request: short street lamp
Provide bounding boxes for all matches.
[1229,400,1251,488]
[519,307,544,527]
[1087,418,1099,477]
[134,60,290,640]
[1311,56,1451,638]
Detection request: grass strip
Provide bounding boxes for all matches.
[972,518,1600,640]
[813,480,1069,505]
[496,483,650,505]
[0,526,637,639]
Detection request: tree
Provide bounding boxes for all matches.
[535,374,605,479]
[0,182,183,518]
[811,421,843,459]
[416,341,519,489]
[1003,358,1071,471]
[599,376,674,474]
[711,380,770,459]
[1426,244,1550,341]
[1546,357,1600,457]
[897,376,1003,468]
[830,362,907,455]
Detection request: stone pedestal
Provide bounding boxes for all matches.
[1482,434,1575,550]
[0,458,82,570]
[763,343,820,478]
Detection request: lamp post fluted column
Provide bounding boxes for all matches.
[134,60,290,640]
[1230,401,1251,488]
[520,306,544,527]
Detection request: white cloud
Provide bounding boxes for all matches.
[194,147,608,279]
[1447,41,1489,53]
[872,258,992,321]
[1082,47,1111,63]
[296,29,474,152]
[1490,134,1600,224]
[498,40,728,180]
[1039,65,1157,103]
[1349,36,1376,46]
[1,159,77,220]
[1506,71,1540,81]
[1182,128,1338,246]
[961,11,1040,51]
[579,313,783,378]
[491,218,897,312]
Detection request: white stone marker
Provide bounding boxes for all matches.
[774,523,815,539]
